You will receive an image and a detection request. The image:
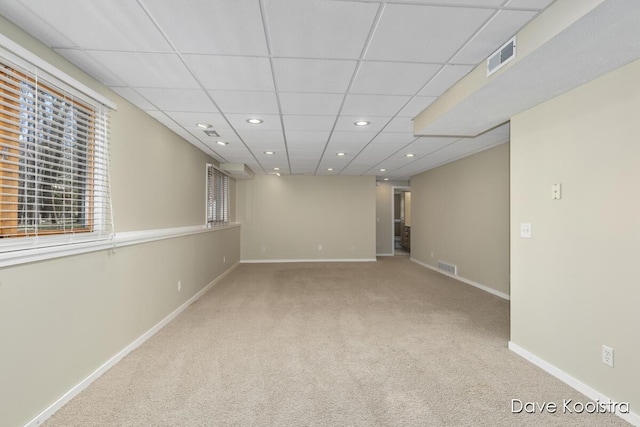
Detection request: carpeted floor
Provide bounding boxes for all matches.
[44,257,629,426]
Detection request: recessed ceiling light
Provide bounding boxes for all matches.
[327,168,334,171]
[197,123,212,129]
[379,168,386,172]
[405,153,415,157]
[247,118,263,124]
[354,120,370,126]
[264,151,275,155]
[337,152,346,156]
[384,178,389,181]
[274,167,280,171]
[216,141,228,146]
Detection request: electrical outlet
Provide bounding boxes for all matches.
[223,256,226,263]
[177,281,182,292]
[602,345,614,367]
[520,223,532,238]
[318,244,322,251]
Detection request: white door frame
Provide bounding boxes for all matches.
[391,186,410,255]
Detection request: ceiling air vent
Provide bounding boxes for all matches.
[203,129,220,137]
[487,36,516,77]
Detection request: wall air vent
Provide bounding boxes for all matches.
[204,130,220,137]
[437,261,458,276]
[487,36,516,77]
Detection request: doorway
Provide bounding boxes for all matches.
[392,186,411,256]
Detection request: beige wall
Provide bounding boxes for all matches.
[411,144,510,296]
[0,17,240,427]
[375,181,409,255]
[511,58,640,411]
[238,175,376,261]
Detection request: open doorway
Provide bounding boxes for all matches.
[392,186,411,256]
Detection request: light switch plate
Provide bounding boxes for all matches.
[520,223,532,238]
[552,183,562,200]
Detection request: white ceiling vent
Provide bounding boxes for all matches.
[487,36,516,77]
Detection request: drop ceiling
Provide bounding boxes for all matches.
[0,0,556,180]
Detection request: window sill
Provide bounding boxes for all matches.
[0,223,240,269]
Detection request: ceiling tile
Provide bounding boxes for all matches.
[334,116,390,133]
[287,140,326,153]
[398,96,437,118]
[359,143,403,157]
[360,0,504,5]
[265,0,379,59]
[365,4,494,62]
[370,133,417,145]
[341,94,412,117]
[329,131,378,145]
[338,164,371,175]
[111,87,156,110]
[405,136,459,154]
[142,0,268,56]
[209,91,279,114]
[145,110,177,128]
[225,114,282,131]
[55,49,125,87]
[325,140,370,154]
[9,0,172,51]
[285,130,332,144]
[136,88,218,112]
[0,1,74,47]
[382,117,414,133]
[504,0,555,9]
[236,129,285,144]
[283,116,335,132]
[163,111,228,129]
[452,9,538,65]
[183,55,275,91]
[86,51,200,88]
[279,93,344,116]
[419,65,474,97]
[273,58,357,93]
[351,61,441,95]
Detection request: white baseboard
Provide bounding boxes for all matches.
[376,253,394,257]
[410,257,510,301]
[509,342,639,426]
[24,262,239,427]
[240,258,377,263]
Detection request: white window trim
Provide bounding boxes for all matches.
[0,223,240,269]
[1,33,115,253]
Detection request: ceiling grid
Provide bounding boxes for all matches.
[0,0,558,180]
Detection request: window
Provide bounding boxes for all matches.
[0,56,112,249]
[206,164,228,226]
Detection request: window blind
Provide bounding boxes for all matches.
[206,164,228,226]
[0,57,113,251]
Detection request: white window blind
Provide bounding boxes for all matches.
[0,56,113,251]
[206,164,228,226]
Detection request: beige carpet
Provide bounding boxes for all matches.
[44,258,628,426]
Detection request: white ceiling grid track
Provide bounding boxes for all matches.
[0,0,567,180]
